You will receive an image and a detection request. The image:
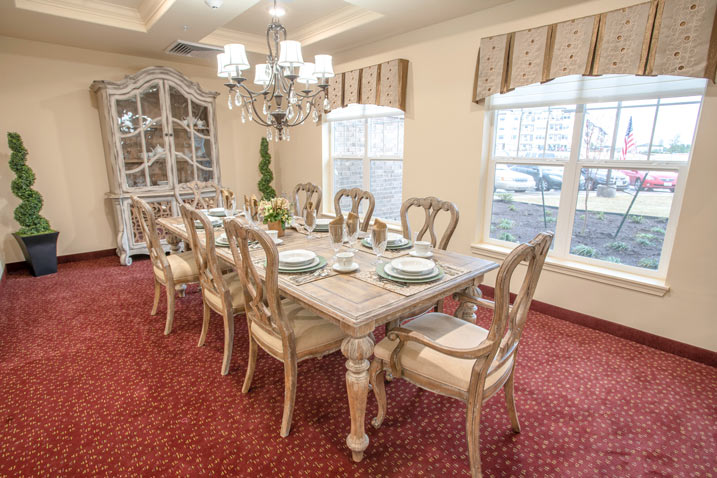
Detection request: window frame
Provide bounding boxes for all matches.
[482,96,703,279]
[325,106,404,222]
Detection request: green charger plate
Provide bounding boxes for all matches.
[376,263,444,283]
[361,238,413,250]
[271,255,327,274]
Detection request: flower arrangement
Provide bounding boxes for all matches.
[258,196,291,229]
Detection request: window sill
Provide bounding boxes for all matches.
[470,242,670,297]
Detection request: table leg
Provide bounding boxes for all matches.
[457,279,483,323]
[341,334,375,462]
[166,234,182,254]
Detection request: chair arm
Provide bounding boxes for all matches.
[386,327,493,360]
[453,292,497,310]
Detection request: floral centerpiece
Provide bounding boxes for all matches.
[259,197,291,236]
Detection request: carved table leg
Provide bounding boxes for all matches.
[341,334,375,462]
[166,234,182,255]
[457,278,483,323]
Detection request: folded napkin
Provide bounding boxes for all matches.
[329,214,344,242]
[371,218,387,245]
[305,201,316,228]
[346,212,359,236]
[251,194,259,221]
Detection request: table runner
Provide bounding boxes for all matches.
[352,261,470,296]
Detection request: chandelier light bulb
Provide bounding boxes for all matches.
[269,6,285,17]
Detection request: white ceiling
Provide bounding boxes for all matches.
[0,0,513,66]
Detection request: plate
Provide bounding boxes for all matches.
[208,208,227,217]
[410,250,434,258]
[377,263,444,283]
[390,257,436,275]
[279,256,320,270]
[316,218,331,227]
[279,249,317,267]
[384,263,441,280]
[333,262,359,273]
[276,255,327,274]
[195,218,223,229]
[361,238,412,250]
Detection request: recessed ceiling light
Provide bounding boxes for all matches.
[205,0,223,9]
[269,6,285,17]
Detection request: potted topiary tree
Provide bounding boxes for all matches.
[258,137,276,200]
[7,132,58,276]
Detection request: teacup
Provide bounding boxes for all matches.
[414,240,432,256]
[337,251,355,268]
[266,230,279,242]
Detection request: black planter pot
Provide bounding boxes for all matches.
[12,231,59,276]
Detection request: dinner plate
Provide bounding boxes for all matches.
[276,255,327,273]
[279,249,316,267]
[208,208,227,217]
[279,256,320,270]
[390,257,436,276]
[315,218,331,227]
[195,218,223,229]
[384,263,440,280]
[377,263,444,283]
[361,238,412,250]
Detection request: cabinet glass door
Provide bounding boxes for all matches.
[114,81,170,189]
[166,83,216,184]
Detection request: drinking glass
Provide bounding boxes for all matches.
[371,229,388,265]
[243,204,254,227]
[345,223,359,252]
[328,224,344,265]
[303,208,316,239]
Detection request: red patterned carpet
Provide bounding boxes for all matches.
[1,256,715,477]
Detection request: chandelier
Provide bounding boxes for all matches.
[216,1,334,142]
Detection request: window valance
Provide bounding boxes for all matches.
[473,0,717,102]
[324,59,409,112]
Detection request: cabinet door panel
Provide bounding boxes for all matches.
[139,83,169,187]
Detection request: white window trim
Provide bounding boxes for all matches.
[476,87,704,289]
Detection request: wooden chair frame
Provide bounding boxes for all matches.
[400,196,459,251]
[131,196,197,335]
[183,204,244,375]
[175,181,223,209]
[369,232,553,478]
[292,182,322,216]
[333,188,375,232]
[224,218,344,437]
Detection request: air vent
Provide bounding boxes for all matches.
[165,40,223,58]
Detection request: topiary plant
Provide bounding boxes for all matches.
[7,132,52,235]
[258,137,276,200]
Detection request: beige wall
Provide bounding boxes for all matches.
[0,35,266,265]
[275,0,717,351]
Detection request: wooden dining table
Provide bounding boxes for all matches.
[158,215,498,462]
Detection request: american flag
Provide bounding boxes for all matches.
[620,116,635,160]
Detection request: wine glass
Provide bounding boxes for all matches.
[345,223,359,252]
[328,224,344,266]
[370,229,387,265]
[303,208,316,239]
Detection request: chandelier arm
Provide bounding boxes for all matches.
[236,81,271,99]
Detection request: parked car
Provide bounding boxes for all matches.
[509,165,563,191]
[619,170,677,192]
[494,165,536,192]
[580,169,629,191]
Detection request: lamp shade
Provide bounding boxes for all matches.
[298,62,317,85]
[278,40,304,68]
[224,43,250,70]
[254,64,271,86]
[313,54,334,78]
[216,53,238,78]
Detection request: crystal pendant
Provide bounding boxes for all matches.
[267,128,272,141]
[323,98,330,110]
[289,91,297,105]
[305,102,311,113]
[227,94,233,110]
[287,105,294,120]
[262,102,269,115]
[285,129,290,141]
[234,92,242,107]
[313,110,319,123]
[241,108,246,123]
[248,110,253,122]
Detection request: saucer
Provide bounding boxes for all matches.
[274,239,284,245]
[410,250,433,258]
[333,262,359,273]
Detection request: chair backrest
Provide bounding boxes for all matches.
[400,196,459,251]
[474,232,553,394]
[182,204,233,312]
[292,182,322,216]
[221,187,235,210]
[175,181,223,209]
[333,188,375,232]
[224,218,294,343]
[131,196,169,273]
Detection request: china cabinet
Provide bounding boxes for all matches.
[91,66,222,265]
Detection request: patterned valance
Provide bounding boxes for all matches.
[473,0,717,102]
[325,59,409,112]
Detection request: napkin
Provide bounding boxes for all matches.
[346,212,359,236]
[250,194,259,221]
[372,218,387,245]
[329,214,344,242]
[305,201,316,228]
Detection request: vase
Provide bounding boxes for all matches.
[267,220,285,237]
[12,231,60,276]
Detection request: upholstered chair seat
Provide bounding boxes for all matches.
[202,272,244,311]
[153,251,199,284]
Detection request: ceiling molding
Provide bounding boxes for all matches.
[200,28,268,55]
[14,0,147,32]
[293,6,383,46]
[138,0,175,31]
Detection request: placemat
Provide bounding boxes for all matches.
[353,261,470,296]
[249,253,337,286]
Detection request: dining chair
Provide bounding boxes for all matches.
[175,181,223,209]
[369,232,553,478]
[224,218,348,437]
[130,196,199,335]
[333,188,375,232]
[183,204,245,375]
[400,196,459,251]
[292,182,322,216]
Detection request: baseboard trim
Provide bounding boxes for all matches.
[6,248,116,272]
[478,285,716,367]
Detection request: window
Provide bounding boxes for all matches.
[326,104,404,221]
[484,75,705,276]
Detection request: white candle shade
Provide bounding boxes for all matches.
[278,40,304,68]
[313,55,334,78]
[254,64,271,86]
[216,53,238,78]
[224,44,250,70]
[298,62,317,85]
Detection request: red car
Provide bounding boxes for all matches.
[619,170,678,192]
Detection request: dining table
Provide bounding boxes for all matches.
[157,215,499,462]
